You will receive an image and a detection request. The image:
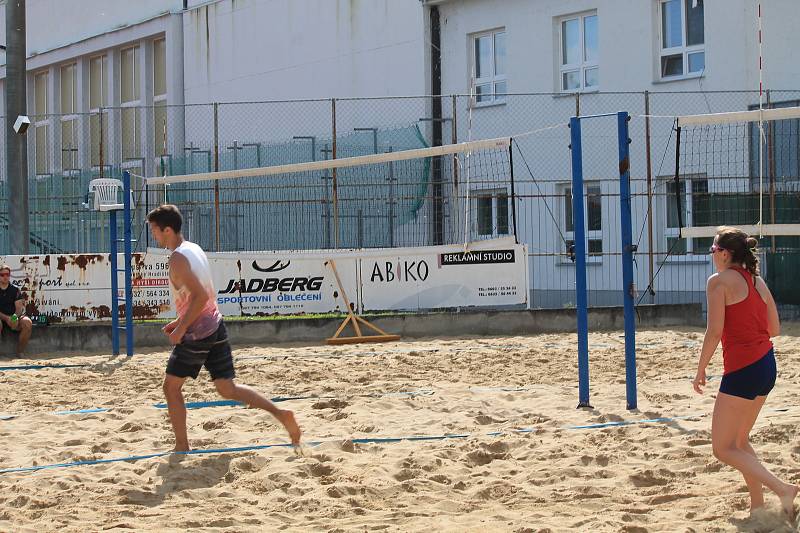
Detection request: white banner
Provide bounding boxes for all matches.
[360,238,528,310]
[0,238,527,322]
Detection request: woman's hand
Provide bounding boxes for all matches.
[693,367,707,394]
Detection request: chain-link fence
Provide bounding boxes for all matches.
[1,91,798,314]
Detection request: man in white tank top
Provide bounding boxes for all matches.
[147,205,301,452]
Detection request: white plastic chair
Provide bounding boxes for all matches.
[83,178,128,212]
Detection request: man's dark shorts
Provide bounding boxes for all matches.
[166,321,235,381]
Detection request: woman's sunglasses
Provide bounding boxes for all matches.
[709,243,727,254]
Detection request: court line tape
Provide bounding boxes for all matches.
[0,434,477,474]
[0,363,91,371]
[0,389,439,421]
[1,387,539,420]
[0,411,717,475]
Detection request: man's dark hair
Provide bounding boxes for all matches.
[147,204,183,233]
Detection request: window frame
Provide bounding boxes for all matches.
[120,45,142,163]
[560,183,603,264]
[469,28,507,107]
[664,176,712,257]
[558,11,599,93]
[59,63,79,171]
[153,37,168,157]
[472,188,511,238]
[89,54,109,169]
[658,0,705,81]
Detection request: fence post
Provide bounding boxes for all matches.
[213,102,221,251]
[387,147,395,248]
[509,144,518,242]
[331,98,339,249]
[451,94,459,243]
[766,89,776,252]
[99,107,105,179]
[644,91,655,299]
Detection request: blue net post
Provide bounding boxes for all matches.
[109,210,120,356]
[617,112,637,410]
[570,116,591,409]
[123,171,134,358]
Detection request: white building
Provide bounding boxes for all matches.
[423,0,800,306]
[0,0,427,179]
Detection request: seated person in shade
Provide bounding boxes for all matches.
[0,265,33,357]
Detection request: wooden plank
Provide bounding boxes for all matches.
[326,334,401,345]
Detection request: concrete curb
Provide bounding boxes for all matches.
[1,303,703,356]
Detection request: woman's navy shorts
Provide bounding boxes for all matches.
[719,348,776,400]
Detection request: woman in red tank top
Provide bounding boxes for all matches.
[692,227,796,518]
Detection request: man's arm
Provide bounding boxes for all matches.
[14,292,26,317]
[169,253,210,341]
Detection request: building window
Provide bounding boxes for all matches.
[121,45,141,162]
[559,12,598,92]
[90,55,108,168]
[659,0,704,79]
[665,178,712,254]
[33,71,50,176]
[60,63,78,170]
[474,189,510,237]
[153,38,168,157]
[471,29,506,105]
[562,184,603,261]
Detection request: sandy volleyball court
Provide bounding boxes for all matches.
[0,326,799,532]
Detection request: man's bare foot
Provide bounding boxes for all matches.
[778,484,799,521]
[172,444,190,453]
[276,410,301,446]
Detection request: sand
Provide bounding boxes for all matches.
[0,326,799,532]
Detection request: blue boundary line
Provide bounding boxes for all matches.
[0,411,726,475]
[0,390,437,421]
[0,363,90,371]
[0,434,473,474]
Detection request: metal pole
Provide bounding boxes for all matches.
[357,209,364,248]
[354,127,378,154]
[618,112,637,410]
[644,91,655,299]
[570,116,590,408]
[99,108,105,178]
[452,94,459,243]
[766,90,776,252]
[213,102,221,251]
[321,143,332,249]
[5,0,29,254]
[674,126,684,231]
[109,209,119,356]
[509,144,518,242]
[123,171,134,357]
[387,147,395,247]
[331,98,339,248]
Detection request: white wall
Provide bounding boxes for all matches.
[182,0,427,103]
[0,0,182,59]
